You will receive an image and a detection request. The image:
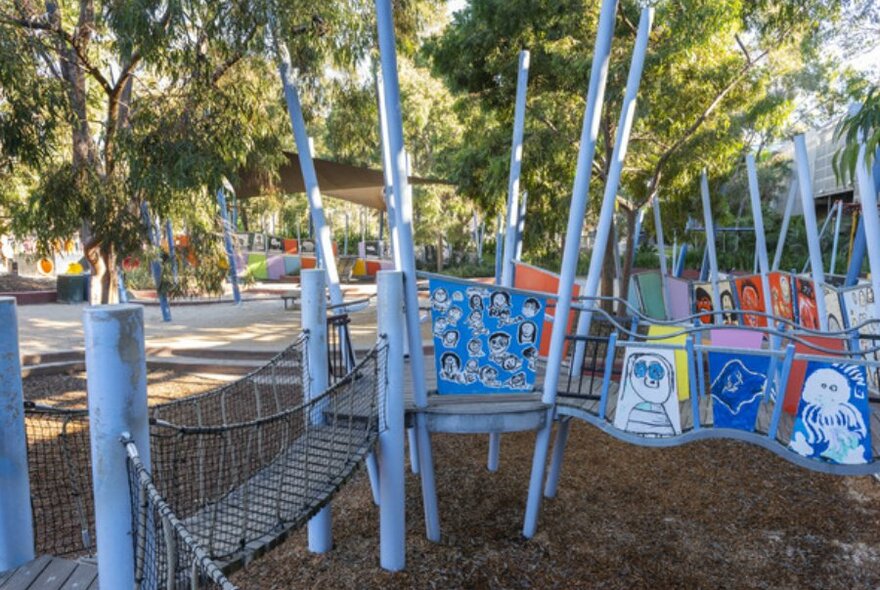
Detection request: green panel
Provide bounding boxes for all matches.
[247,253,268,280]
[635,271,666,320]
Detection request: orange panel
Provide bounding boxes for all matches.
[283,239,298,254]
[301,256,317,270]
[512,262,580,357]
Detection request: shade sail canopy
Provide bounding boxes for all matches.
[235,151,450,210]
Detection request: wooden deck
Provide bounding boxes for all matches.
[0,556,97,590]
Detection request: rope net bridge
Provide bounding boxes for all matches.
[22,329,388,588]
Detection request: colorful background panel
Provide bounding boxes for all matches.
[789,362,871,465]
[734,275,767,328]
[768,272,795,322]
[614,347,681,436]
[429,276,546,395]
[646,325,690,401]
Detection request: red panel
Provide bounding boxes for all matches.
[782,335,847,415]
[283,239,298,254]
[512,262,580,357]
[301,256,317,270]
[734,275,767,327]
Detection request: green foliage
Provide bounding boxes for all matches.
[834,85,880,184]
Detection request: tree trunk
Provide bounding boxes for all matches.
[436,234,444,273]
[84,244,119,305]
[600,218,617,315]
[618,207,638,317]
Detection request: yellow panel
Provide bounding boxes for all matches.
[352,258,366,276]
[647,325,690,401]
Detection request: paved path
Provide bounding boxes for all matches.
[13,283,432,358]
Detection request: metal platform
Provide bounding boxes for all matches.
[0,556,97,590]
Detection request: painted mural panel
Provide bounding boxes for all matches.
[429,277,546,395]
[634,271,666,320]
[647,325,690,401]
[789,362,872,465]
[823,284,845,333]
[693,282,715,324]
[718,280,739,326]
[841,284,880,391]
[614,348,682,436]
[691,280,738,325]
[734,275,767,328]
[768,271,795,323]
[782,335,848,415]
[795,277,819,330]
[708,352,769,431]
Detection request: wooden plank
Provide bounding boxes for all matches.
[57,563,96,590]
[0,555,52,590]
[28,558,76,590]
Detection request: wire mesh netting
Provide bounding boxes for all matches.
[24,403,95,557]
[146,341,385,569]
[126,440,239,590]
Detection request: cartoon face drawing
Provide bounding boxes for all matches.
[507,372,528,390]
[488,332,511,355]
[432,288,451,312]
[464,359,479,383]
[518,321,537,345]
[695,287,713,324]
[501,354,522,372]
[720,291,736,325]
[467,338,484,357]
[439,352,462,382]
[522,298,540,318]
[480,365,501,387]
[799,297,818,330]
[780,277,791,303]
[469,294,483,310]
[441,330,460,348]
[488,292,511,321]
[433,317,449,337]
[446,306,463,325]
[790,365,869,465]
[629,354,674,405]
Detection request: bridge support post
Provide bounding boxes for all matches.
[301,269,333,553]
[0,298,35,572]
[84,304,150,589]
[377,271,406,571]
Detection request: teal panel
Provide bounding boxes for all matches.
[636,271,666,320]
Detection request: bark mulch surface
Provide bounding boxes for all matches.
[22,371,880,588]
[231,427,880,590]
[0,274,55,292]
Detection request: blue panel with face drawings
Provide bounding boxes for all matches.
[428,277,545,395]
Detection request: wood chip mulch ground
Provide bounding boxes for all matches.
[22,371,880,589]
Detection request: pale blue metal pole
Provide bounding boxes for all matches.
[700,170,722,322]
[846,218,867,286]
[0,298,34,572]
[515,190,528,261]
[855,144,880,320]
[675,244,688,277]
[800,200,840,274]
[772,179,798,271]
[165,219,178,284]
[501,50,531,286]
[301,269,332,552]
[217,187,242,305]
[376,71,401,268]
[569,6,652,376]
[745,155,774,326]
[630,206,645,267]
[275,42,344,307]
[523,0,626,540]
[84,304,150,589]
[494,213,504,284]
[830,200,844,274]
[793,134,829,330]
[376,0,440,541]
[652,194,671,313]
[377,271,406,571]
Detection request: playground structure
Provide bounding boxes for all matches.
[5,0,880,587]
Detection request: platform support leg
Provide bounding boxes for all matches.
[366,453,381,506]
[487,433,501,472]
[0,298,35,572]
[407,427,420,474]
[302,269,333,553]
[523,413,554,539]
[544,419,571,499]
[377,271,406,570]
[84,304,150,589]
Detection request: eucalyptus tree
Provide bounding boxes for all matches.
[428,0,866,305]
[0,0,374,302]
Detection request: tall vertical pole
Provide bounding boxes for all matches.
[630,207,645,266]
[652,194,670,312]
[793,134,829,330]
[217,187,242,305]
[855,144,880,320]
[375,0,440,541]
[275,41,344,307]
[377,271,406,571]
[830,200,844,274]
[772,178,798,271]
[700,170,722,321]
[523,0,628,539]
[568,5,652,374]
[745,155,774,324]
[494,213,504,284]
[845,218,867,286]
[501,50,531,286]
[0,298,34,572]
[140,204,172,322]
[165,219,178,284]
[301,270,332,552]
[84,304,150,589]
[515,190,528,261]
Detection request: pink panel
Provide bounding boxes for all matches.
[666,277,691,320]
[266,255,285,280]
[710,329,763,349]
